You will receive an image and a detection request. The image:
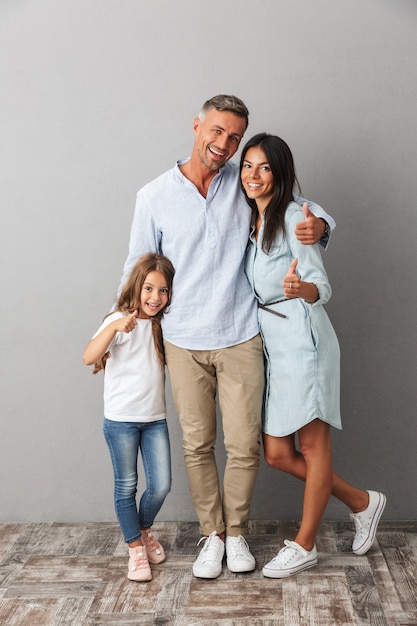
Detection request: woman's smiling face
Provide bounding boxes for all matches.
[241,146,275,211]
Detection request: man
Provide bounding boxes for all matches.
[118,95,334,579]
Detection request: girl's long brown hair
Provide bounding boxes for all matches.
[93,253,175,374]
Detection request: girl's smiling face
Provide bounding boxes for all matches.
[241,146,275,212]
[139,271,169,318]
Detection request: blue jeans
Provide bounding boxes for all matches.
[103,418,172,544]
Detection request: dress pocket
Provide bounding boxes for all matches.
[297,299,319,350]
[258,240,284,277]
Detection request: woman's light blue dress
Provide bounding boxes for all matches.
[245,202,342,437]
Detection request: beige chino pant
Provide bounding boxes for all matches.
[164,335,264,537]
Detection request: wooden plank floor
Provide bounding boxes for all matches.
[0,520,416,625]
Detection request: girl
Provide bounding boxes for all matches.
[240,133,386,578]
[83,253,175,582]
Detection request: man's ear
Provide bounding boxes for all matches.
[192,116,200,136]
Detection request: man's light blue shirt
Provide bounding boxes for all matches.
[119,160,335,351]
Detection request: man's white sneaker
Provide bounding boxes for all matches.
[225,535,256,573]
[192,532,225,579]
[262,540,317,578]
[351,490,386,555]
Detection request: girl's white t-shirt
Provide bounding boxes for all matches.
[94,312,166,422]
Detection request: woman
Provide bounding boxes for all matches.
[241,133,386,578]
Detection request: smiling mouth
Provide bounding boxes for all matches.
[208,146,226,158]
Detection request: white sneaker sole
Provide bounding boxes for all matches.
[192,564,223,579]
[227,559,256,573]
[262,556,318,578]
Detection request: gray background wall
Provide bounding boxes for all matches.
[1,0,416,523]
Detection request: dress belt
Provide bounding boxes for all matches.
[257,298,290,319]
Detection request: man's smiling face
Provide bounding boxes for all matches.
[193,108,246,172]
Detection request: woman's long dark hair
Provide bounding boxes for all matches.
[240,133,301,253]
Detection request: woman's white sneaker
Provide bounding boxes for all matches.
[351,490,386,555]
[262,540,317,578]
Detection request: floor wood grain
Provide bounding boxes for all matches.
[0,521,416,625]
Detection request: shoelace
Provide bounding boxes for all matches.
[272,540,307,565]
[143,532,161,555]
[350,512,367,533]
[197,532,222,561]
[131,550,148,571]
[227,536,250,558]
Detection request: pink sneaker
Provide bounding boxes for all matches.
[127,545,152,581]
[141,529,166,564]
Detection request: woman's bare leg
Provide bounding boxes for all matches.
[293,419,333,550]
[263,426,369,517]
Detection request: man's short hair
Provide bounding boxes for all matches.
[199,95,249,129]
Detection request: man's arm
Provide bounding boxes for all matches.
[294,196,336,249]
[116,191,161,300]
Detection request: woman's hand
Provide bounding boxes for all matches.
[283,259,319,303]
[283,259,300,298]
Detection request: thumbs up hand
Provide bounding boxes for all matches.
[283,258,300,298]
[117,309,139,333]
[295,202,326,244]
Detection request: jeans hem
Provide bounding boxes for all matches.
[124,532,142,544]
